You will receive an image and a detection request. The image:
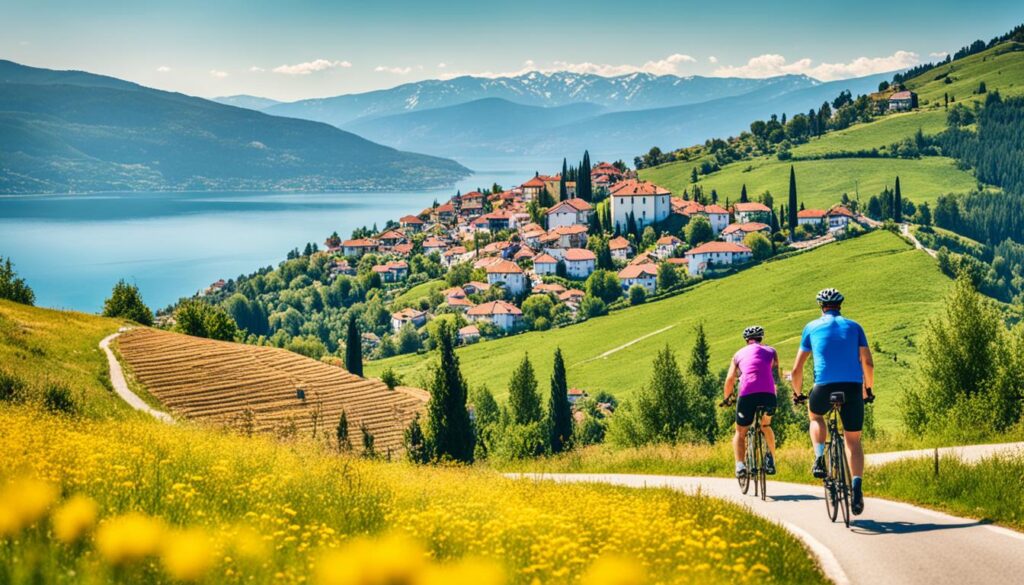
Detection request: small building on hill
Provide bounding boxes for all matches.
[610,179,672,232]
[888,90,918,112]
[684,241,753,276]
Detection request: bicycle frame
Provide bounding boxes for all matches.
[823,398,852,527]
[739,405,769,500]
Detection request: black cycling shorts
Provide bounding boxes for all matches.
[736,393,777,427]
[809,382,864,432]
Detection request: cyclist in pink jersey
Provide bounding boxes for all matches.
[723,325,781,478]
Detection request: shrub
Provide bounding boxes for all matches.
[628,284,647,305]
[43,383,76,414]
[173,300,238,341]
[102,280,154,326]
[0,369,28,403]
[0,257,35,306]
[380,368,402,390]
[492,422,547,459]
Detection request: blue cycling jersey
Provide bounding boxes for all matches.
[799,310,868,384]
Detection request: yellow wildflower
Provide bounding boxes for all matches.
[95,512,165,565]
[0,476,58,536]
[52,494,99,543]
[420,558,507,585]
[162,528,215,582]
[315,534,426,585]
[580,556,646,585]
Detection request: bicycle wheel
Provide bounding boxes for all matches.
[739,429,753,494]
[824,441,839,522]
[755,429,767,501]
[837,439,851,527]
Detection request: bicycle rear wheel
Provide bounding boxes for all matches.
[837,439,851,527]
[824,441,839,522]
[755,429,767,501]
[739,429,753,494]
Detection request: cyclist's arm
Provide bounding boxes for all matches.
[791,350,810,395]
[724,359,739,400]
[860,345,875,398]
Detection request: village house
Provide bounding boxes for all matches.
[520,176,547,202]
[399,215,425,232]
[608,236,634,261]
[826,206,857,231]
[721,222,771,244]
[485,259,527,295]
[513,247,535,262]
[482,210,516,231]
[443,287,475,312]
[567,388,589,405]
[376,229,407,251]
[617,263,659,294]
[390,307,426,332]
[888,90,918,112]
[392,242,414,257]
[341,238,378,258]
[442,246,468,267]
[654,235,683,258]
[563,248,596,279]
[467,300,523,331]
[548,224,589,250]
[533,253,559,276]
[458,199,485,219]
[521,228,546,248]
[610,179,672,231]
[546,198,594,229]
[329,258,354,277]
[458,324,481,344]
[684,241,753,276]
[533,282,566,296]
[703,204,731,234]
[422,236,448,256]
[202,279,227,296]
[463,281,491,295]
[434,202,456,224]
[372,261,408,283]
[797,209,828,227]
[559,288,585,306]
[732,202,772,224]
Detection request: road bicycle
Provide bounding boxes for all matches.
[719,396,770,500]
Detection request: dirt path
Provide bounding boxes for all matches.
[99,329,173,423]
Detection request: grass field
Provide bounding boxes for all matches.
[789,110,948,158]
[908,41,1024,104]
[641,156,980,211]
[0,406,828,584]
[391,279,446,308]
[368,231,951,429]
[0,300,126,418]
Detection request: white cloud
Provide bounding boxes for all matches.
[437,62,447,69]
[929,51,949,59]
[156,65,171,73]
[208,69,229,78]
[712,50,919,81]
[375,65,413,75]
[249,66,265,72]
[441,53,698,80]
[708,56,718,64]
[272,59,352,75]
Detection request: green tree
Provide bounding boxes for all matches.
[336,410,351,452]
[628,284,647,305]
[0,257,35,306]
[743,232,773,261]
[174,300,237,341]
[403,414,429,464]
[894,176,903,223]
[684,215,714,246]
[508,353,542,425]
[787,165,798,233]
[580,295,607,318]
[640,226,657,250]
[425,322,475,462]
[102,280,154,325]
[740,184,749,203]
[547,348,573,453]
[657,262,680,291]
[521,294,554,330]
[635,346,691,442]
[360,422,376,458]
[345,315,364,376]
[396,322,423,354]
[584,269,621,304]
[689,323,711,379]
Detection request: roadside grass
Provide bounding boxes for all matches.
[368,231,950,430]
[0,405,828,584]
[641,156,980,211]
[0,299,129,418]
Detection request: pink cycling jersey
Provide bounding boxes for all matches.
[733,343,777,396]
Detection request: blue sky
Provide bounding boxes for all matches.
[2,0,1021,100]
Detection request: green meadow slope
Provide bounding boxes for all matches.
[367,231,950,429]
[640,42,1024,209]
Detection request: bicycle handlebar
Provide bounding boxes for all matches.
[718,396,736,408]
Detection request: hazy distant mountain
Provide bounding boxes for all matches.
[264,72,787,127]
[0,60,469,194]
[212,94,282,110]
[346,98,606,157]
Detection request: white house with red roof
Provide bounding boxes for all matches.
[703,204,731,234]
[372,261,408,283]
[399,215,425,232]
[610,179,672,231]
[721,222,771,244]
[563,248,596,279]
[684,241,753,275]
[467,300,523,331]
[376,229,407,250]
[797,208,828,227]
[485,259,526,295]
[826,206,857,231]
[458,324,481,344]
[546,198,594,229]
[617,263,659,294]
[654,235,683,258]
[341,238,378,258]
[533,252,559,277]
[548,224,589,250]
[608,236,633,261]
[888,90,917,112]
[520,176,547,202]
[732,201,772,224]
[442,246,468,267]
[422,236,448,256]
[434,202,456,224]
[390,307,426,332]
[559,288,585,306]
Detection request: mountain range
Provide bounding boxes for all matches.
[225,71,897,161]
[0,60,469,194]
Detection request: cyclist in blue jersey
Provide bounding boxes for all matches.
[790,288,875,515]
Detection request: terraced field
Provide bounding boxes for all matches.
[116,328,425,453]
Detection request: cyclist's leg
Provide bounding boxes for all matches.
[807,385,829,454]
[734,395,758,474]
[838,384,866,478]
[733,423,749,465]
[845,430,863,477]
[760,393,778,459]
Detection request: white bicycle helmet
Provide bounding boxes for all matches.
[816,288,845,305]
[743,325,765,340]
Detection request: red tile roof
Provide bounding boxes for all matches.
[399,215,424,224]
[485,259,523,274]
[656,235,682,246]
[686,241,752,255]
[609,179,671,197]
[890,90,914,100]
[732,202,771,213]
[564,248,596,262]
[722,222,771,234]
[704,204,729,215]
[547,198,593,214]
[828,205,856,218]
[609,236,632,250]
[436,203,455,213]
[342,238,377,247]
[533,282,567,294]
[521,176,547,188]
[550,224,588,236]
[618,264,659,279]
[798,209,828,219]
[467,300,522,316]
[533,253,558,265]
[559,289,585,301]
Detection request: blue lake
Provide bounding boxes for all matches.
[0,159,539,312]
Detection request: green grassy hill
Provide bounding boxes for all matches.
[641,155,977,209]
[639,42,1024,210]
[367,231,950,429]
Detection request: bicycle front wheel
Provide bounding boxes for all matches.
[824,442,839,522]
[739,431,753,494]
[755,430,767,501]
[837,440,851,527]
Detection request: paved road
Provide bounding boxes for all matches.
[867,442,1024,466]
[517,473,1024,585]
[99,329,174,423]
[900,223,937,258]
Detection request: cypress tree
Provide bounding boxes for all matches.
[740,184,749,203]
[689,323,711,379]
[894,176,903,223]
[560,159,569,200]
[426,321,475,462]
[770,208,781,233]
[547,348,573,453]
[581,150,592,201]
[787,165,798,234]
[335,410,351,452]
[345,315,363,376]
[508,353,542,425]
